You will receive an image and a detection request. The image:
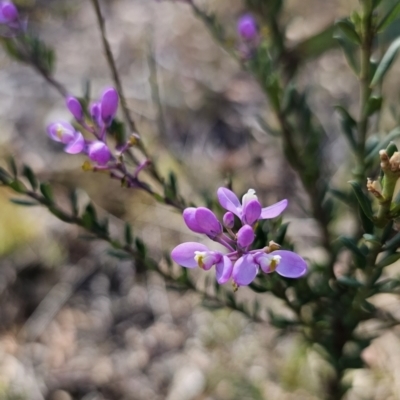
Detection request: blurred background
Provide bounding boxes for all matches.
[1,0,400,399]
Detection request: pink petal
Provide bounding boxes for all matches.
[232,254,259,286]
[242,199,261,225]
[171,242,209,268]
[260,199,288,219]
[217,187,241,217]
[215,256,233,284]
[272,250,307,278]
[65,132,85,154]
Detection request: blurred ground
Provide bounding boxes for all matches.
[1,0,400,399]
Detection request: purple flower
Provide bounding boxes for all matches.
[233,250,307,286]
[100,88,119,125]
[171,187,307,287]
[90,102,102,127]
[88,141,112,165]
[218,187,287,224]
[0,2,18,24]
[47,122,85,154]
[171,242,233,284]
[66,96,83,121]
[237,14,258,40]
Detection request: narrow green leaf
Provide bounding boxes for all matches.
[9,179,26,193]
[336,20,361,45]
[383,231,400,250]
[22,165,38,191]
[377,2,400,32]
[386,141,398,157]
[40,182,54,202]
[69,189,79,217]
[249,282,269,293]
[124,223,133,245]
[377,252,400,268]
[365,127,400,163]
[339,236,367,259]
[335,36,360,75]
[335,105,358,150]
[10,198,38,206]
[348,181,374,221]
[337,276,363,288]
[371,37,400,86]
[7,157,17,178]
[107,249,132,260]
[135,238,147,258]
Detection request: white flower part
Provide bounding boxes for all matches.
[256,253,281,273]
[194,251,207,268]
[242,188,258,208]
[270,255,281,270]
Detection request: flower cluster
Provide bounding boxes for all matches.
[47,88,147,187]
[171,188,307,288]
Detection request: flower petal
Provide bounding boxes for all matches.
[217,187,241,217]
[232,254,258,286]
[171,242,209,268]
[271,250,307,278]
[195,207,222,236]
[47,121,75,144]
[101,87,119,124]
[242,199,261,225]
[215,256,233,284]
[260,199,288,219]
[65,132,85,154]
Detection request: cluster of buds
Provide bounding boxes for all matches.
[0,1,20,32]
[47,88,148,188]
[171,187,307,289]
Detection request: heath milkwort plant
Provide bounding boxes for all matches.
[47,87,149,189]
[171,187,307,289]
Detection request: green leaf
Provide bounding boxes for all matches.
[377,252,400,268]
[383,231,400,250]
[82,203,97,229]
[386,141,398,157]
[249,282,269,293]
[335,105,357,150]
[274,222,289,245]
[337,276,363,288]
[124,223,133,245]
[348,181,374,221]
[107,249,132,260]
[377,2,400,32]
[22,165,38,191]
[9,179,26,193]
[336,19,362,45]
[135,237,147,258]
[371,37,400,86]
[7,157,17,178]
[10,198,38,206]
[40,182,54,203]
[335,36,360,75]
[365,96,383,116]
[365,127,400,163]
[291,24,338,64]
[339,236,367,259]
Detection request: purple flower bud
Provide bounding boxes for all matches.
[90,102,102,127]
[100,87,119,125]
[237,14,257,40]
[223,212,234,229]
[66,96,83,121]
[183,207,206,234]
[88,141,111,165]
[195,207,223,238]
[0,2,18,23]
[237,225,255,248]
